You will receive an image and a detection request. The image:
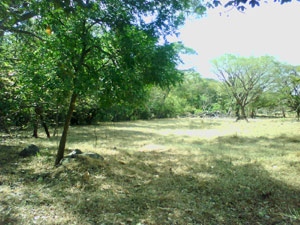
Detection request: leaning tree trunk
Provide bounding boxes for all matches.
[40,114,50,138]
[55,93,77,165]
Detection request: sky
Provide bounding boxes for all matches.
[169,1,300,79]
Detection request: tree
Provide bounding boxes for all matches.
[261,63,300,118]
[281,69,300,120]
[3,1,189,165]
[0,30,69,137]
[212,54,276,121]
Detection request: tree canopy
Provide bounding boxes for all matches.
[1,0,295,39]
[212,54,277,120]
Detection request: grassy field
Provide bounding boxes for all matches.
[1,118,300,224]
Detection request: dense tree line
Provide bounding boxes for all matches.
[1,62,299,132]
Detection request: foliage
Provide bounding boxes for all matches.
[174,71,222,113]
[212,54,277,120]
[283,71,300,119]
[252,63,300,118]
[0,35,29,131]
[136,71,231,119]
[0,67,19,132]
[0,0,293,39]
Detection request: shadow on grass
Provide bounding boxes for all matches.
[8,149,298,225]
[216,134,300,145]
[275,134,300,143]
[216,135,259,145]
[1,120,300,224]
[68,128,157,144]
[0,145,22,167]
[0,145,22,225]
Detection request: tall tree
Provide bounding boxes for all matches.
[212,54,275,121]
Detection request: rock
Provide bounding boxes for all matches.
[19,144,40,157]
[61,149,104,164]
[65,149,83,158]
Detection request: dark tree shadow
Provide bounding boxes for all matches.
[11,148,298,225]
[0,145,22,167]
[217,134,300,145]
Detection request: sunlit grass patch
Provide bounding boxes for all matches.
[1,117,300,224]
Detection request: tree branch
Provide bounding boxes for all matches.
[0,25,45,41]
[17,11,36,24]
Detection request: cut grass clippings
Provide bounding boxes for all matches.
[1,117,300,224]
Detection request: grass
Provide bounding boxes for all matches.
[1,117,300,224]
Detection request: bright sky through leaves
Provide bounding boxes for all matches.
[171,1,300,79]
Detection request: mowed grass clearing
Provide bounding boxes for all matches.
[1,118,300,224]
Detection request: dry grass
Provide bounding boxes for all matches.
[1,118,300,224]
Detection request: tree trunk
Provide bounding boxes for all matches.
[240,106,248,121]
[40,114,50,138]
[250,109,256,118]
[235,104,240,121]
[33,116,38,138]
[236,104,248,122]
[35,106,50,138]
[282,108,286,118]
[55,93,77,165]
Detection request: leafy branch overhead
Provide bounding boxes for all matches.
[0,0,295,39]
[210,0,293,11]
